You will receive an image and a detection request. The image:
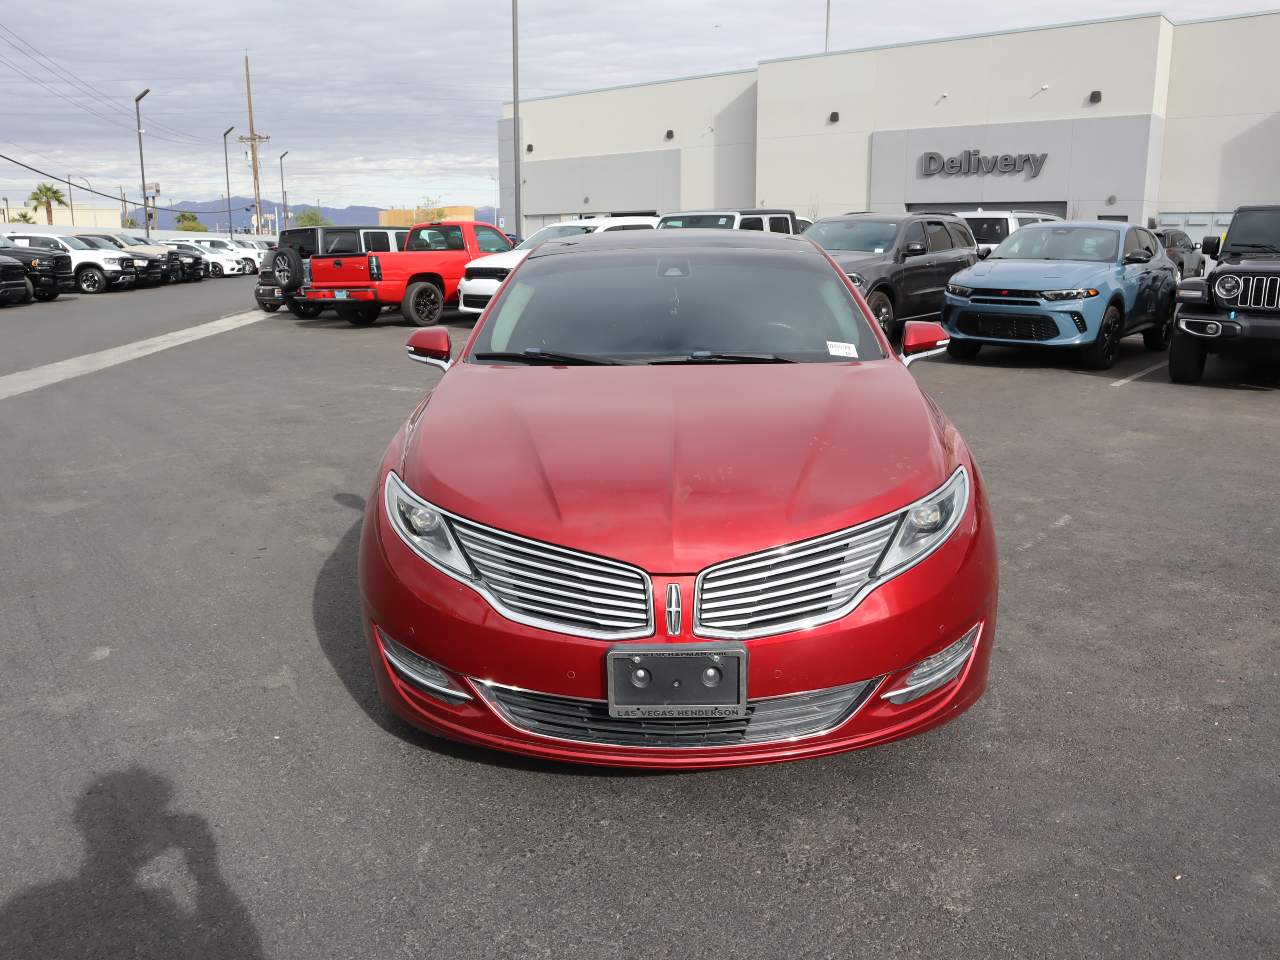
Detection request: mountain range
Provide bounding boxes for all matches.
[131,197,496,232]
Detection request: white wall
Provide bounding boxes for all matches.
[3,206,123,228]
[1159,11,1280,213]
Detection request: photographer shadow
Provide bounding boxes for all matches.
[0,767,263,960]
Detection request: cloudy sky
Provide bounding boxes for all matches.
[0,0,1272,214]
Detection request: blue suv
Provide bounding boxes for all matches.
[941,221,1177,369]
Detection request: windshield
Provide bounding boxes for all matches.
[990,226,1118,263]
[514,224,596,250]
[0,237,16,250]
[470,249,884,364]
[658,215,735,229]
[119,235,151,247]
[964,218,1011,245]
[805,220,898,253]
[57,236,91,250]
[1223,210,1280,253]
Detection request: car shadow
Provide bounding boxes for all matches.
[940,337,1163,381]
[0,767,263,959]
[314,494,650,776]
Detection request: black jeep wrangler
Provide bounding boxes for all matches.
[1170,205,1280,383]
[262,225,406,317]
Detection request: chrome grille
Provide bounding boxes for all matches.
[695,518,897,639]
[478,679,879,748]
[1236,275,1280,311]
[451,518,652,640]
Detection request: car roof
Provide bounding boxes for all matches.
[526,228,814,260]
[545,216,660,228]
[658,209,795,217]
[1024,220,1127,232]
[952,210,1062,217]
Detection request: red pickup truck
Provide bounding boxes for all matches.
[303,220,512,326]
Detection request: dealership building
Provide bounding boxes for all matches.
[499,10,1280,240]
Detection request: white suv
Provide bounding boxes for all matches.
[160,239,245,277]
[4,231,138,294]
[954,209,1063,256]
[188,237,263,274]
[458,216,658,314]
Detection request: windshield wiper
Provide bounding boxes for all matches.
[647,351,797,364]
[1226,242,1280,255]
[471,349,621,366]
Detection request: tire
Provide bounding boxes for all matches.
[258,302,281,313]
[286,299,323,319]
[76,267,106,295]
[1081,303,1123,370]
[339,303,380,326]
[402,280,444,327]
[1143,294,1175,351]
[33,289,59,302]
[20,278,33,303]
[864,290,897,341]
[274,247,304,292]
[243,259,258,275]
[210,262,224,278]
[1168,329,1207,383]
[946,339,982,360]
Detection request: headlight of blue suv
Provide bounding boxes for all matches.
[945,283,972,297]
[847,273,865,287]
[383,472,473,576]
[873,467,970,576]
[1040,288,1100,301]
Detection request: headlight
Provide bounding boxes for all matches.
[874,467,969,576]
[1214,274,1241,300]
[29,258,39,269]
[383,472,472,576]
[182,256,194,263]
[103,257,120,267]
[945,283,972,297]
[847,273,865,287]
[1040,288,1100,301]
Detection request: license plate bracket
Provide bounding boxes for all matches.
[606,644,747,719]
[334,290,349,300]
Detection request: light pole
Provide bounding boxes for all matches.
[3,197,9,224]
[135,88,151,238]
[278,150,289,232]
[67,176,91,227]
[511,0,521,236]
[824,0,832,52]
[222,126,235,239]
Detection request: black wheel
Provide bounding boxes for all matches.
[274,247,304,292]
[864,290,897,341]
[286,299,323,319]
[339,303,380,326]
[20,278,33,303]
[402,280,444,326]
[33,289,59,302]
[210,262,224,278]
[1081,304,1123,370]
[1168,329,1207,383]
[76,267,106,295]
[946,339,982,360]
[167,267,183,285]
[1143,294,1175,351]
[258,302,281,313]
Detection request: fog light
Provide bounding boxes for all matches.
[378,629,471,702]
[1205,321,1220,336]
[882,623,981,705]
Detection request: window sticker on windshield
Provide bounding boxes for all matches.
[873,247,884,253]
[826,341,859,358]
[719,217,729,225]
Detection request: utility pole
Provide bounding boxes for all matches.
[119,187,127,226]
[511,0,521,236]
[222,126,235,238]
[135,88,151,239]
[238,54,269,235]
[278,150,289,231]
[824,0,832,52]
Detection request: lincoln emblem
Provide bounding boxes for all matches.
[665,583,682,636]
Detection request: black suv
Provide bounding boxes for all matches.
[264,225,406,317]
[1169,205,1280,383]
[0,236,74,301]
[0,254,27,305]
[803,213,978,339]
[1154,228,1205,281]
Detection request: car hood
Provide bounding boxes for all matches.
[465,249,531,270]
[829,251,890,273]
[400,362,958,573]
[956,258,1108,287]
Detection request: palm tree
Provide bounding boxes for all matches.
[27,182,68,225]
[11,210,36,224]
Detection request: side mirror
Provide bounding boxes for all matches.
[1192,241,1201,251]
[902,241,927,259]
[900,320,950,367]
[1200,236,1220,258]
[977,247,991,260]
[1123,249,1153,264]
[406,328,451,372]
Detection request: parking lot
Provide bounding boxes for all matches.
[1,287,1277,957]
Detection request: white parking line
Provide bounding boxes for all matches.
[1109,360,1167,387]
[0,310,268,402]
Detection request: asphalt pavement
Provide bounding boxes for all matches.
[0,287,1276,959]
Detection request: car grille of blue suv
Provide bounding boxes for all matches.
[957,312,1060,341]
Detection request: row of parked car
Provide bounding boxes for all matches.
[251,201,1276,384]
[0,230,273,308]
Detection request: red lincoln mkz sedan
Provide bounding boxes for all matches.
[358,230,997,769]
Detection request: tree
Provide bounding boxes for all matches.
[11,210,36,224]
[175,211,208,232]
[28,182,68,225]
[123,217,139,228]
[417,195,446,221]
[295,208,331,227]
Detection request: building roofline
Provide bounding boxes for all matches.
[506,67,756,107]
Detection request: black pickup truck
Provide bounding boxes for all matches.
[0,235,74,301]
[0,254,27,304]
[1170,205,1280,383]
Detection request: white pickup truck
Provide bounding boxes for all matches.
[3,231,138,294]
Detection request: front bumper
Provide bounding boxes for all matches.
[458,277,499,314]
[33,271,75,292]
[105,268,136,286]
[942,293,1104,347]
[0,278,25,303]
[1175,305,1280,344]
[358,466,998,769]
